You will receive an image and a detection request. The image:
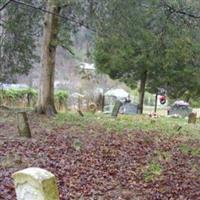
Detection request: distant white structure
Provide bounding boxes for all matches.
[0,83,29,89]
[71,92,84,98]
[54,80,68,89]
[79,62,95,70]
[104,88,129,99]
[173,100,189,106]
[104,88,130,113]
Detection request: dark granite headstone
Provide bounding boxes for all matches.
[120,103,139,115]
[112,100,123,117]
[168,104,192,117]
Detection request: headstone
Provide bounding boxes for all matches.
[188,112,197,124]
[12,167,60,200]
[120,103,139,115]
[16,112,31,138]
[77,109,84,117]
[168,104,192,118]
[111,100,122,117]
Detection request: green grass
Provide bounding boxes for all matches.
[143,161,163,181]
[55,112,200,140]
[179,144,200,156]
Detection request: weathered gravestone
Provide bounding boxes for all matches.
[16,112,31,138]
[12,167,59,200]
[168,101,192,118]
[188,112,197,124]
[111,100,123,117]
[120,103,139,115]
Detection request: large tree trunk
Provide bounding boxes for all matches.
[185,94,191,103]
[36,0,60,116]
[138,71,147,114]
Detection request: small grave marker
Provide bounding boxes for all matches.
[12,167,59,200]
[188,112,197,124]
[120,103,139,115]
[16,112,31,138]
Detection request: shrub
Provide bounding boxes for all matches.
[0,88,68,110]
[54,90,68,109]
[0,88,37,106]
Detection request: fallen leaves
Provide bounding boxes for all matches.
[0,114,200,200]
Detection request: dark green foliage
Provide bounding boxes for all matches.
[0,88,37,106]
[95,0,157,88]
[54,90,68,109]
[94,0,200,104]
[0,0,41,82]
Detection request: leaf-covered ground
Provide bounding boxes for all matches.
[0,112,200,200]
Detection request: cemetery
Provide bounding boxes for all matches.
[1,110,200,199]
[1,0,200,200]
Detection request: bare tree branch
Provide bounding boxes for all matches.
[161,0,200,19]
[10,0,95,31]
[0,0,11,12]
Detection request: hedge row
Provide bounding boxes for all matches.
[0,88,68,108]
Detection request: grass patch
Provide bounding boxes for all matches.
[143,162,163,181]
[179,144,200,156]
[55,112,97,127]
[55,112,200,140]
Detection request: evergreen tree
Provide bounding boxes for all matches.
[0,0,41,83]
[94,0,200,112]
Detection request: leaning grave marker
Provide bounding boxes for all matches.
[111,100,123,117]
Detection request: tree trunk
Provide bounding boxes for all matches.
[101,95,105,112]
[138,71,147,114]
[185,95,190,103]
[36,0,60,116]
[154,93,158,113]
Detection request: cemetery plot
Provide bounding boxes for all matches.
[0,113,200,200]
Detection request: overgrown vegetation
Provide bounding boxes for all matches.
[143,161,163,182]
[179,144,200,156]
[0,88,68,110]
[55,112,200,140]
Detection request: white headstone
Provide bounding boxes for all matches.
[12,167,59,200]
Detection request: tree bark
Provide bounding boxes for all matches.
[36,0,61,116]
[185,95,190,103]
[154,93,158,113]
[138,71,147,114]
[101,94,105,112]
